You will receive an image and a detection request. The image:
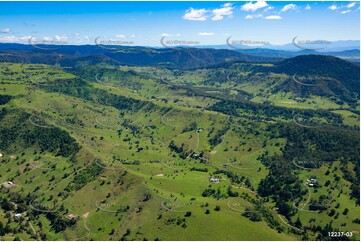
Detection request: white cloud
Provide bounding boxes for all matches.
[245,14,263,19]
[116,34,127,38]
[347,2,356,8]
[329,5,338,10]
[0,35,31,43]
[198,32,214,36]
[183,8,208,21]
[281,4,297,12]
[241,1,268,12]
[43,37,52,41]
[329,2,356,13]
[263,6,274,12]
[1,28,11,33]
[19,36,31,41]
[305,4,311,10]
[265,15,282,20]
[161,33,170,37]
[212,3,234,21]
[54,35,68,41]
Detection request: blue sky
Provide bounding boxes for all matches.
[0,1,359,46]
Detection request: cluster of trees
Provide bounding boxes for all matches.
[0,221,13,237]
[168,140,191,159]
[208,126,229,147]
[44,211,76,233]
[274,122,360,203]
[0,95,12,105]
[201,188,216,198]
[41,79,148,112]
[201,186,233,199]
[273,123,360,163]
[73,67,143,91]
[0,191,76,236]
[209,100,343,125]
[0,109,80,157]
[213,170,252,189]
[258,121,359,220]
[340,161,360,203]
[190,167,208,172]
[258,155,304,219]
[65,161,104,191]
[182,122,197,133]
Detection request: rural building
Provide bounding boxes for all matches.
[306,178,318,187]
[67,214,76,219]
[209,177,220,183]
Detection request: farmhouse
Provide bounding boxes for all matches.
[67,214,76,219]
[0,153,3,157]
[192,154,199,158]
[14,213,22,219]
[306,178,318,187]
[209,177,220,183]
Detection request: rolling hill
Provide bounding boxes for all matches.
[0,47,359,241]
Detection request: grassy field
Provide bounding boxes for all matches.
[0,62,359,241]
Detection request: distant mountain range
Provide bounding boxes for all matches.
[0,42,359,70]
[0,44,280,69]
[195,40,360,52]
